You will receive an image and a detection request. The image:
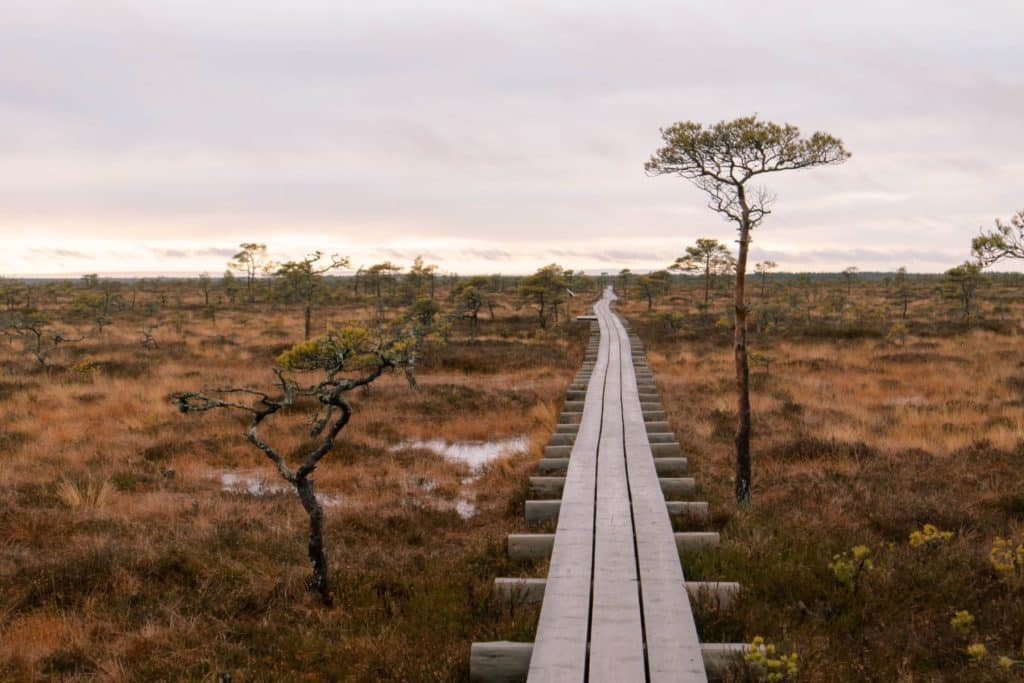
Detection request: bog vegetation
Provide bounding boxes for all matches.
[0,246,1022,680]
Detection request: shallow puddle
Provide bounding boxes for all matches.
[216,471,342,507]
[392,435,530,520]
[394,435,530,469]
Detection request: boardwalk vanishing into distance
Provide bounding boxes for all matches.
[472,287,746,682]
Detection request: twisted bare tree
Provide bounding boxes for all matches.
[173,325,415,605]
[2,310,84,368]
[646,116,849,504]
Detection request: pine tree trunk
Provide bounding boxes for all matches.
[734,218,753,505]
[296,477,332,605]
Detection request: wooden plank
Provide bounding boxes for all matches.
[613,310,708,681]
[526,291,610,682]
[588,290,645,681]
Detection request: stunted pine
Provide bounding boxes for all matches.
[174,324,416,605]
[275,251,350,340]
[972,209,1024,266]
[518,264,568,329]
[229,243,271,304]
[755,260,778,297]
[646,116,849,504]
[672,238,734,307]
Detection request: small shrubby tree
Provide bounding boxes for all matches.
[841,266,859,295]
[890,266,913,320]
[197,272,213,307]
[617,268,633,300]
[230,243,271,304]
[672,238,734,307]
[275,252,350,340]
[365,262,403,319]
[2,310,83,368]
[754,260,778,297]
[972,209,1024,266]
[173,324,416,605]
[404,255,440,301]
[453,276,491,340]
[646,116,849,504]
[943,261,986,320]
[220,270,239,305]
[635,270,672,311]
[518,264,569,329]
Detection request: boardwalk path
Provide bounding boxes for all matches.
[472,288,742,682]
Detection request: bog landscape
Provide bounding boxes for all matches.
[2,3,1023,682]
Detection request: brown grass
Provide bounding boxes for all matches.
[0,283,580,681]
[3,272,1023,680]
[619,273,1024,681]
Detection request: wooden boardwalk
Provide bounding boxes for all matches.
[472,288,743,682]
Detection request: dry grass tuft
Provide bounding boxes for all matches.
[54,477,114,510]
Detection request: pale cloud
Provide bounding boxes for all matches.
[1,1,1023,275]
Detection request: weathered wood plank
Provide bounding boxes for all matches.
[526,294,610,682]
[588,290,645,681]
[614,310,708,681]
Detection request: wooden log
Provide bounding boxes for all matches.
[674,532,720,551]
[508,533,555,560]
[643,410,668,421]
[666,501,709,521]
[524,499,560,523]
[554,424,578,434]
[543,445,571,458]
[470,642,750,682]
[654,457,688,476]
[549,433,575,445]
[494,577,547,604]
[651,442,683,457]
[646,420,671,433]
[557,412,582,425]
[469,642,532,683]
[493,577,739,610]
[686,581,741,610]
[660,477,696,498]
[700,643,749,679]
[537,458,569,474]
[647,432,676,443]
[528,477,564,498]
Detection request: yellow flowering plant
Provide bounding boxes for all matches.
[745,636,799,682]
[949,610,974,636]
[829,545,873,591]
[908,523,953,548]
[988,536,1024,579]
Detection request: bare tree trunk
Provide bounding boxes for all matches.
[304,303,312,341]
[295,476,332,605]
[704,261,711,306]
[734,216,753,505]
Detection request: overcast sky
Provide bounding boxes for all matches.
[2,1,1023,276]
